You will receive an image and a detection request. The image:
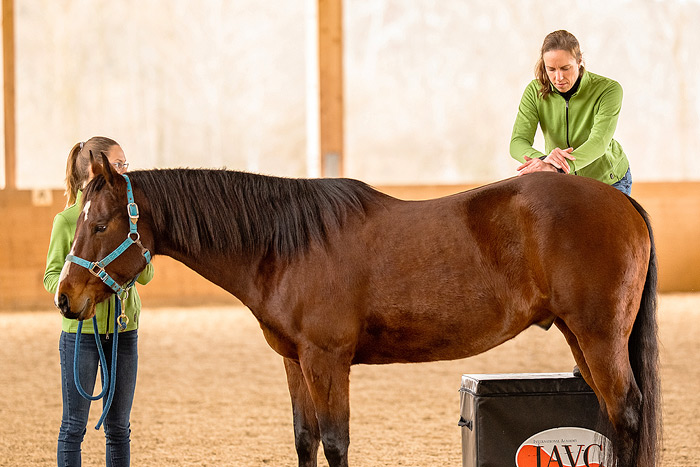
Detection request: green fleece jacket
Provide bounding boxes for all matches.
[44,191,154,334]
[510,71,629,185]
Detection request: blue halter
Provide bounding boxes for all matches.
[65,173,151,430]
[66,174,151,301]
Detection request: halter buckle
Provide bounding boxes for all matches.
[127,202,139,224]
[89,262,105,278]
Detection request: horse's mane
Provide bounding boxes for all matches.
[125,169,382,259]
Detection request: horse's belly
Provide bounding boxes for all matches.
[352,313,524,365]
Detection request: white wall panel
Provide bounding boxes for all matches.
[13,0,700,188]
[15,0,306,188]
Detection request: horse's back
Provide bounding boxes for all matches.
[505,173,650,272]
[461,173,651,302]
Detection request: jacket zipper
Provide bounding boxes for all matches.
[105,299,111,339]
[565,100,570,148]
[565,98,578,175]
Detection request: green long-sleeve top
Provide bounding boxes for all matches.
[44,191,154,334]
[510,70,629,185]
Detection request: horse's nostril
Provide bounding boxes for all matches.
[58,293,70,315]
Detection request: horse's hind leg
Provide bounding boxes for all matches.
[284,358,321,467]
[573,329,642,467]
[554,318,599,394]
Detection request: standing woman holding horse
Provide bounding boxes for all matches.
[44,137,154,466]
[510,30,633,195]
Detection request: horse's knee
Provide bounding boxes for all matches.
[295,427,320,466]
[291,409,320,465]
[321,432,349,467]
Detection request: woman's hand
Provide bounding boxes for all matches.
[517,148,575,175]
[544,147,575,173]
[517,156,558,175]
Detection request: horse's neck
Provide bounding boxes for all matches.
[141,205,261,306]
[157,245,262,307]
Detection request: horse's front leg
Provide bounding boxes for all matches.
[284,357,321,467]
[298,349,352,467]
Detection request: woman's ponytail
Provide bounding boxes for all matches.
[65,142,84,207]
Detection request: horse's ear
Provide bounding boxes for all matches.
[98,151,117,185]
[87,150,115,185]
[88,150,101,180]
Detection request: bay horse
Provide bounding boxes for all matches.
[56,154,660,467]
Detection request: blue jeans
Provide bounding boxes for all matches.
[58,330,138,467]
[611,167,632,195]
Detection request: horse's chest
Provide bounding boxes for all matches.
[259,325,298,360]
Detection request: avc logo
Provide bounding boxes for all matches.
[515,427,611,467]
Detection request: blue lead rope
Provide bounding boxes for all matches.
[73,296,124,430]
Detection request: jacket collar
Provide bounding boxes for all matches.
[550,69,589,99]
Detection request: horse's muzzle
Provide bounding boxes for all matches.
[57,293,73,318]
[57,293,87,320]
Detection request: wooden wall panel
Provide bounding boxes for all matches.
[317,0,344,177]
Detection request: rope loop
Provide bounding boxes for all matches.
[72,298,122,430]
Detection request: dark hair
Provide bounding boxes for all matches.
[535,30,585,99]
[65,136,119,206]
[92,168,380,259]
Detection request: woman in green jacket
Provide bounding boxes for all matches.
[44,136,154,466]
[510,30,632,195]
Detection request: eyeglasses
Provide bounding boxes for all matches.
[111,161,129,170]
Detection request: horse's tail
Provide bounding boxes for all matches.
[626,195,662,466]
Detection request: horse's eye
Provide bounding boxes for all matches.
[94,225,107,234]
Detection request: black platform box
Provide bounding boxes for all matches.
[459,373,609,467]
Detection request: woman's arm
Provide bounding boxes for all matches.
[137,262,155,285]
[44,214,72,294]
[510,82,547,163]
